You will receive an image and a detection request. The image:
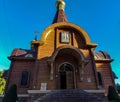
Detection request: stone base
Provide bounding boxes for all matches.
[0,89,108,102]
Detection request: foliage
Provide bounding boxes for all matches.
[107,86,120,102]
[116,83,120,93]
[0,71,6,95]
[2,84,18,102]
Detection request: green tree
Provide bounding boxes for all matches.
[116,83,120,93]
[2,84,18,102]
[0,70,6,95]
[108,86,120,102]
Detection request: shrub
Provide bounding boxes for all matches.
[116,83,120,93]
[0,70,6,95]
[107,86,120,102]
[2,84,18,102]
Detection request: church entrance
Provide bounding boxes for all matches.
[59,63,74,89]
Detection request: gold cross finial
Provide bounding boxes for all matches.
[34,30,39,40]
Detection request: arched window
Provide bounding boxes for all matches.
[20,70,30,87]
[97,72,103,87]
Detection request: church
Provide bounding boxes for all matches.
[6,0,115,101]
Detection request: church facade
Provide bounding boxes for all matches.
[7,0,115,95]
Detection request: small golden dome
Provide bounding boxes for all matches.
[56,0,66,10]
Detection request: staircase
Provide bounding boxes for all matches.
[33,89,108,102]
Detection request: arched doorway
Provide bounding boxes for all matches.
[59,63,74,89]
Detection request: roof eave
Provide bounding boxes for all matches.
[95,59,114,63]
[8,56,36,61]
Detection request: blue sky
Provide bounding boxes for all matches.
[0,0,120,83]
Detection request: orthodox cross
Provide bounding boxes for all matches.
[34,30,39,40]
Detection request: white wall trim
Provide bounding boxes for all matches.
[18,94,29,97]
[28,90,52,94]
[84,90,105,93]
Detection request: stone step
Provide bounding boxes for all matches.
[33,89,108,102]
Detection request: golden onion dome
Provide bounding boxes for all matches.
[56,0,66,10]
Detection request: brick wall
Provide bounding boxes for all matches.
[7,60,35,94]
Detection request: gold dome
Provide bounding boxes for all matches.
[56,0,66,10]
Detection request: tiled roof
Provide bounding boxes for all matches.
[94,51,112,60]
[8,48,36,60]
[52,9,68,23]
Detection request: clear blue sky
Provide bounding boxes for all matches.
[0,0,120,83]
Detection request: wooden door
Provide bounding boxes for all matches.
[66,71,74,89]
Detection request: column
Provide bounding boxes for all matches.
[79,63,84,81]
[50,62,54,80]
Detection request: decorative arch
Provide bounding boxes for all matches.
[40,22,97,47]
[51,46,85,62]
[47,46,89,81]
[58,62,74,72]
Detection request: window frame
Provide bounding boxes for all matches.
[60,31,70,43]
[20,70,30,88]
[97,72,104,88]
